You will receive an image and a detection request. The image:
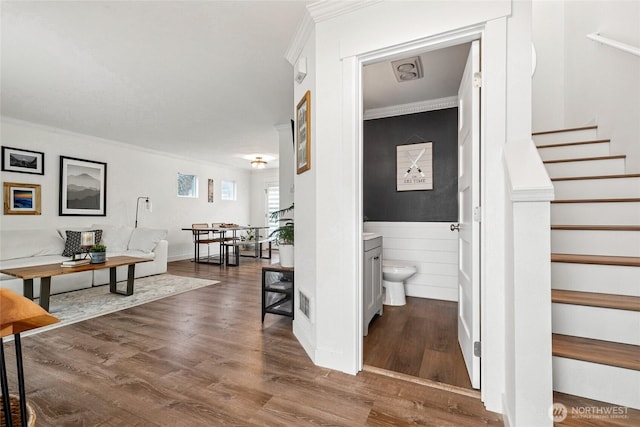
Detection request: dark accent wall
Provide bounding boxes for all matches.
[363,108,458,222]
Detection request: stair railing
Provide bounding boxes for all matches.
[587,33,640,58]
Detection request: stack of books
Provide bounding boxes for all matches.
[61,258,90,267]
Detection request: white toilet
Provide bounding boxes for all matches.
[382,260,417,306]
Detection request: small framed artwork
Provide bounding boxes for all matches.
[1,146,45,175]
[59,156,107,216]
[3,182,41,215]
[208,179,214,203]
[296,90,311,174]
[396,142,434,191]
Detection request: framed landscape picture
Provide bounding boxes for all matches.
[3,182,41,215]
[59,156,107,216]
[296,90,311,174]
[1,146,45,175]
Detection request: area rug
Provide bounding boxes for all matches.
[23,274,219,336]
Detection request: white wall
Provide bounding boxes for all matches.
[533,0,640,170]
[364,222,458,301]
[277,123,295,210]
[288,0,540,418]
[0,118,251,260]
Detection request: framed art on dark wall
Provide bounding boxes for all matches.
[3,182,41,215]
[296,90,311,174]
[1,146,45,175]
[59,156,107,216]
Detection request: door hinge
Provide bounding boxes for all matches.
[473,72,482,88]
[474,341,481,357]
[473,206,481,222]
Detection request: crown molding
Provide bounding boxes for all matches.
[285,1,381,65]
[363,96,458,120]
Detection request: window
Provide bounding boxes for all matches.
[177,173,198,198]
[221,180,236,201]
[265,183,280,235]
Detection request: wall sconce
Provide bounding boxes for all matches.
[251,157,267,169]
[135,196,152,228]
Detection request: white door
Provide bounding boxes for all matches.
[455,40,481,389]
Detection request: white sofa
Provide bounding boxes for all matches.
[0,225,168,298]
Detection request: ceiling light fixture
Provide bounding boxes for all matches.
[251,157,267,169]
[391,56,423,82]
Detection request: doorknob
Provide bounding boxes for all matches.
[450,223,460,232]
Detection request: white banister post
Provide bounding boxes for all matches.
[504,140,555,426]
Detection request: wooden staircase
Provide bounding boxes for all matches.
[533,126,640,410]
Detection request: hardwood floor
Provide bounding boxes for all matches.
[1,257,636,425]
[363,297,472,390]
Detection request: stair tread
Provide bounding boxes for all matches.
[552,253,640,267]
[551,225,640,231]
[552,334,640,371]
[533,125,598,136]
[551,173,640,181]
[537,139,611,149]
[552,289,640,311]
[544,154,625,164]
[553,197,640,204]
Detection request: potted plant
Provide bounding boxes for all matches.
[269,203,294,267]
[89,244,107,264]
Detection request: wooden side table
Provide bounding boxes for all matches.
[261,264,294,322]
[1,289,59,427]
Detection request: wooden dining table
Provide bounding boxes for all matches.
[181,225,270,265]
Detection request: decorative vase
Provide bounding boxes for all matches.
[90,252,106,263]
[279,245,294,268]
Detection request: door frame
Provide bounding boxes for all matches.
[356,27,485,385]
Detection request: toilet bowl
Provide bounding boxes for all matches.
[382,260,417,306]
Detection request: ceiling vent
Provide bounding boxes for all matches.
[391,56,423,82]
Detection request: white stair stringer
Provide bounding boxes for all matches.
[553,357,640,410]
[552,303,640,345]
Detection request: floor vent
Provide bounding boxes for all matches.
[299,291,310,319]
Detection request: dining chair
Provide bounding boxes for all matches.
[192,223,218,262]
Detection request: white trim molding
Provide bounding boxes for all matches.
[364,96,458,120]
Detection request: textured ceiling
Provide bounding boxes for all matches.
[1,1,470,170]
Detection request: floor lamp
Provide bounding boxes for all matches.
[135,196,152,228]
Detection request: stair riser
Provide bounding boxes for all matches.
[552,263,640,295]
[538,142,610,162]
[551,202,640,225]
[553,177,640,199]
[545,158,626,178]
[552,229,640,257]
[533,128,599,146]
[552,304,640,345]
[553,357,640,410]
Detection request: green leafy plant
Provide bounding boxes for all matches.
[90,244,107,252]
[269,203,294,245]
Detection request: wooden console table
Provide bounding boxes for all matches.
[262,264,294,322]
[0,256,152,312]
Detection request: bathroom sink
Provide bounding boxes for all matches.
[363,232,381,240]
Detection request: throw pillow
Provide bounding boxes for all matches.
[62,230,103,257]
[128,228,167,252]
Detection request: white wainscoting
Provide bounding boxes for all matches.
[364,221,458,301]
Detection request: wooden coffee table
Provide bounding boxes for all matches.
[0,256,152,312]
